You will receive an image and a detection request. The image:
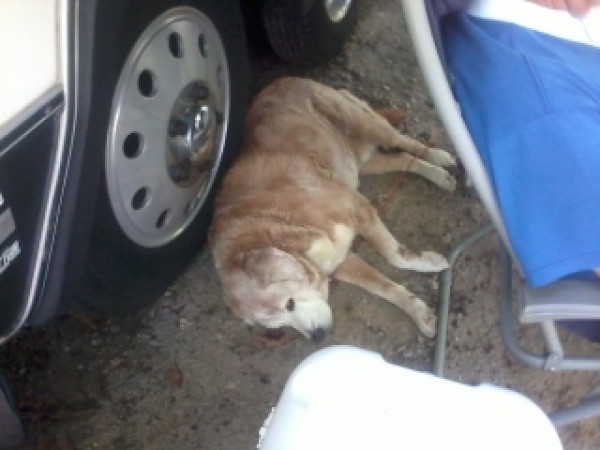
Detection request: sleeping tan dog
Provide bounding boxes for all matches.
[210,77,456,342]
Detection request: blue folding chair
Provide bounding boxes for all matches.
[401,0,600,426]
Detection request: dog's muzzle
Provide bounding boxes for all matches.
[310,327,328,344]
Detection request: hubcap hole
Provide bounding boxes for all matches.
[168,32,183,58]
[138,70,156,97]
[198,34,207,57]
[156,210,171,229]
[123,132,143,158]
[132,187,150,210]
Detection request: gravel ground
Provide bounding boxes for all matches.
[3,1,600,449]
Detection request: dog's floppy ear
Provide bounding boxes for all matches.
[243,247,306,288]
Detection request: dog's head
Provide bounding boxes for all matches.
[223,246,332,342]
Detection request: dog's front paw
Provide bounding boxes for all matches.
[428,148,456,167]
[421,251,449,271]
[413,301,437,338]
[392,250,448,272]
[412,251,449,272]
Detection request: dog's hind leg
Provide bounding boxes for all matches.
[360,152,456,191]
[310,84,455,186]
[331,89,456,167]
[371,128,456,169]
[333,252,436,337]
[374,108,407,126]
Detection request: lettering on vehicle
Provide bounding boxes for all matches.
[0,240,21,275]
[0,208,16,246]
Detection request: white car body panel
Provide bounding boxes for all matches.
[0,0,70,344]
[0,0,62,136]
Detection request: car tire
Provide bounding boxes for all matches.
[261,0,357,65]
[73,0,248,315]
[0,371,24,449]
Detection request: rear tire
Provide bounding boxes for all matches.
[262,0,357,65]
[73,0,248,315]
[0,371,24,449]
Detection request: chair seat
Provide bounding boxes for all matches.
[520,279,600,323]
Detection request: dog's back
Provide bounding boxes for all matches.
[211,78,361,263]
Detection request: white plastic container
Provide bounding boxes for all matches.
[258,346,562,450]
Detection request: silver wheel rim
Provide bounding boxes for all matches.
[324,0,352,23]
[106,6,230,248]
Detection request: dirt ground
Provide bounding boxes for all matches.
[4,1,600,449]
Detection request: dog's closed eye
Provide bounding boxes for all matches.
[286,298,295,312]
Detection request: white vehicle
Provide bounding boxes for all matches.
[0,0,356,445]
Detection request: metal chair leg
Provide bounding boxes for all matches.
[498,245,600,426]
[434,222,494,376]
[498,247,600,371]
[550,394,600,427]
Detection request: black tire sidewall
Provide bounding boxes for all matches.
[75,0,248,314]
[262,0,357,65]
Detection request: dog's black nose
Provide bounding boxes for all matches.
[310,327,327,344]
